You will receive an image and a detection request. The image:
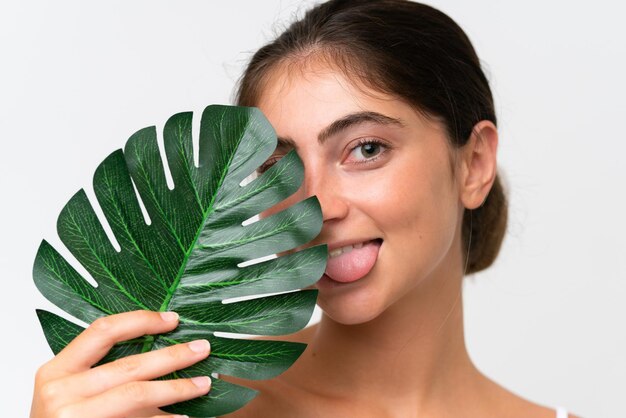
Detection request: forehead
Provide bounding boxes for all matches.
[256,59,417,135]
[259,60,371,104]
[253,59,456,175]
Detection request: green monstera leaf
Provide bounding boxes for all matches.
[33,105,326,417]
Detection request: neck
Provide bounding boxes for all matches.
[284,267,481,413]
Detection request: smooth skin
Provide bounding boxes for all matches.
[30,59,580,417]
[219,60,579,418]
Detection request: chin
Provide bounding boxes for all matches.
[316,279,388,325]
[320,303,383,325]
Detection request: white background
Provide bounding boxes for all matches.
[1,1,625,416]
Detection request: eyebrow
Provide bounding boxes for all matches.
[276,111,405,148]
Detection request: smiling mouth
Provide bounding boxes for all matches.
[329,239,377,257]
[324,239,382,283]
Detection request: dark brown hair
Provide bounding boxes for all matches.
[235,0,507,274]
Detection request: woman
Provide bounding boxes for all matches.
[30,1,577,417]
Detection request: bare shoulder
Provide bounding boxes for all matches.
[474,371,580,418]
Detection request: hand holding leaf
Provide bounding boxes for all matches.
[33,105,325,417]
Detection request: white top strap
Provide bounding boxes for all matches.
[556,406,568,418]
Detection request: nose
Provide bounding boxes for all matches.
[299,169,349,223]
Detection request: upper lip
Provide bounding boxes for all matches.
[324,238,382,252]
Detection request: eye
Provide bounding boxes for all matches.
[346,139,389,163]
[257,156,282,174]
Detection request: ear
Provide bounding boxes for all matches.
[458,120,498,210]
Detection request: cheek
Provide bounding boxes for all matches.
[366,156,458,234]
[370,156,460,276]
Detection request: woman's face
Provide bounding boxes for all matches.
[256,62,466,325]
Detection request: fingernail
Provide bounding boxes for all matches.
[188,339,211,353]
[160,311,179,322]
[173,415,189,418]
[191,376,211,390]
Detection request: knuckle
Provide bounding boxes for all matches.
[121,381,147,401]
[39,380,62,402]
[34,362,53,384]
[134,309,156,322]
[165,344,186,362]
[89,316,113,334]
[111,356,141,376]
[170,378,192,394]
[54,405,76,418]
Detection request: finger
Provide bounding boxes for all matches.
[53,310,180,375]
[60,376,211,418]
[127,406,190,418]
[151,415,189,418]
[59,339,211,398]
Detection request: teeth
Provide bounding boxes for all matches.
[329,248,343,257]
[329,241,369,258]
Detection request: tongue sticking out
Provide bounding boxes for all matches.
[325,240,381,283]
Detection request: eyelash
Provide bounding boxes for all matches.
[346,138,390,164]
[257,138,391,174]
[257,156,282,174]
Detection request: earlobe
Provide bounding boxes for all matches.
[459,120,498,210]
